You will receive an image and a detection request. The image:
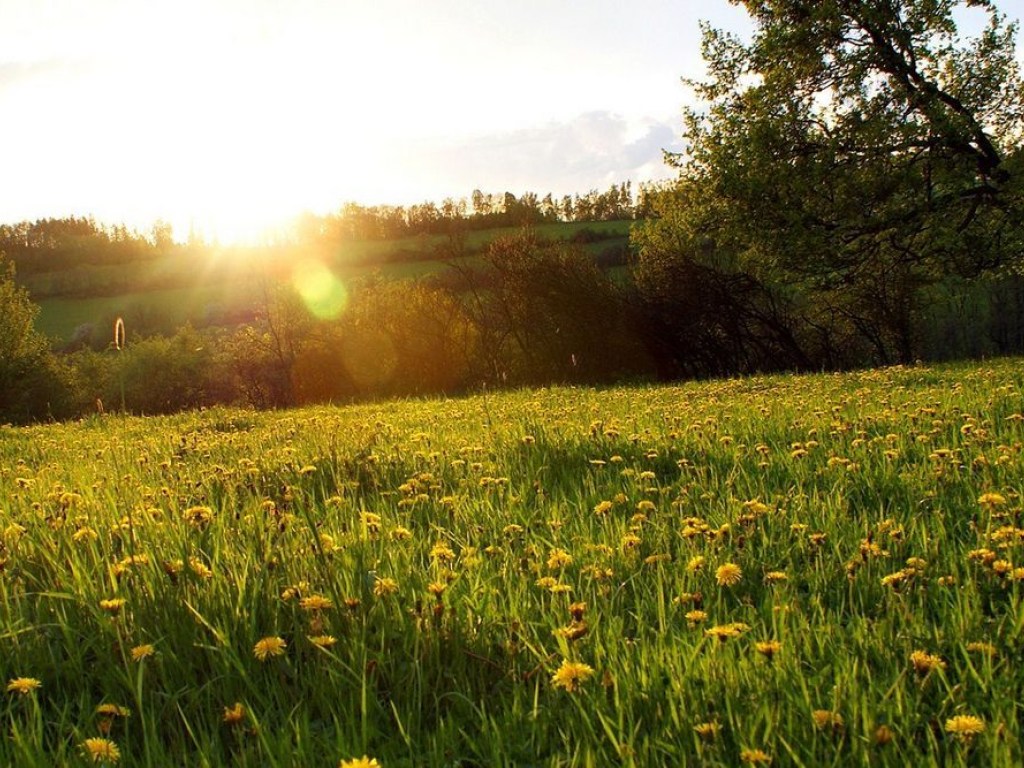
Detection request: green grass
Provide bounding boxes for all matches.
[4,359,1021,765]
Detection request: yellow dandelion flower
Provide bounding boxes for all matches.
[811,709,844,730]
[547,548,573,570]
[705,623,750,642]
[909,650,946,675]
[945,714,985,743]
[373,577,399,597]
[991,559,1013,576]
[687,555,706,572]
[430,542,455,563]
[966,641,997,657]
[427,581,447,598]
[755,640,781,660]
[182,505,213,528]
[553,621,589,641]
[130,644,155,661]
[80,737,121,764]
[222,702,246,725]
[874,724,894,745]
[299,595,333,612]
[685,610,708,625]
[693,721,720,741]
[188,557,213,580]
[6,677,41,695]
[99,598,126,616]
[253,636,287,661]
[550,660,595,693]
[764,571,788,583]
[715,563,743,587]
[338,757,381,768]
[740,747,772,764]
[978,492,1007,508]
[309,635,338,649]
[95,704,131,718]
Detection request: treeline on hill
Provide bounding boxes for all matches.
[0,182,650,277]
[3,1,1024,424]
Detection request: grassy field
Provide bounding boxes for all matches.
[27,221,632,342]
[2,360,1022,765]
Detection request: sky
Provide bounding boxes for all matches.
[0,0,1021,243]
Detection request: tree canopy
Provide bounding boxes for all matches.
[637,0,1024,364]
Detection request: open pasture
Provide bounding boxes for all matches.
[1,360,1023,766]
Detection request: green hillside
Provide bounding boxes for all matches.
[23,221,631,343]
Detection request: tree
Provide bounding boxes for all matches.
[639,0,1024,365]
[0,255,68,422]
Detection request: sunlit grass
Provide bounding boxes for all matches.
[1,359,1023,765]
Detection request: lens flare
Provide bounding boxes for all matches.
[292,260,347,319]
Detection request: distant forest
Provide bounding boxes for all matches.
[0,182,652,275]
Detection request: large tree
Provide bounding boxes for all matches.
[637,0,1024,365]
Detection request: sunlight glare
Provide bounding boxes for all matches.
[292,259,348,320]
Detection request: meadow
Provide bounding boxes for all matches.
[1,359,1023,766]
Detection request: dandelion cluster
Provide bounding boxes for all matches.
[0,360,1021,764]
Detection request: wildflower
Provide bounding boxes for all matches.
[554,622,589,641]
[338,758,381,768]
[309,635,337,649]
[874,724,894,745]
[687,555,706,572]
[373,577,399,597]
[188,557,213,580]
[550,660,595,693]
[909,650,946,675]
[182,506,213,528]
[986,559,1011,580]
[685,610,708,625]
[569,602,587,621]
[715,563,742,587]
[764,571,788,583]
[80,737,121,763]
[99,598,126,616]
[6,677,41,695]
[978,492,1007,508]
[95,704,131,718]
[945,714,985,743]
[222,702,246,725]
[693,721,720,741]
[966,641,997,657]
[73,527,99,543]
[547,548,573,570]
[620,534,642,552]
[390,526,412,541]
[130,644,155,661]
[299,595,333,612]
[812,709,844,730]
[427,581,447,598]
[705,623,750,642]
[755,640,781,660]
[253,636,287,661]
[740,747,772,764]
[430,542,455,563]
